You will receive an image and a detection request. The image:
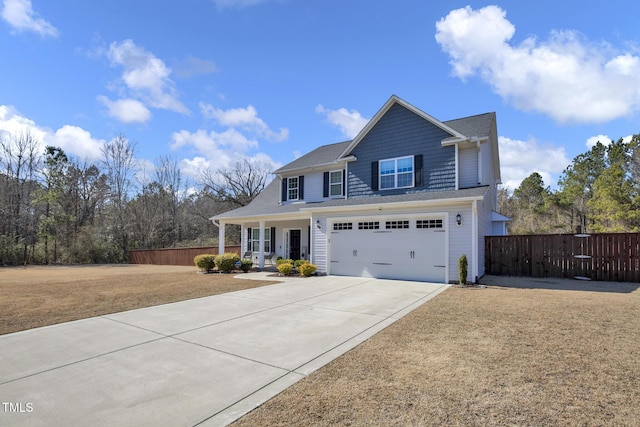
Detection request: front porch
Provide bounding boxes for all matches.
[217,218,312,269]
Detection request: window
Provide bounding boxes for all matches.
[330,170,343,196]
[379,156,414,190]
[251,228,271,252]
[287,176,299,200]
[417,219,443,229]
[358,221,380,230]
[386,220,409,229]
[333,222,353,231]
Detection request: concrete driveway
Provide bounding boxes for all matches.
[0,274,448,426]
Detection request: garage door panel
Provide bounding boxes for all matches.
[330,218,446,283]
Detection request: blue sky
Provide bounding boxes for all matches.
[1,0,639,190]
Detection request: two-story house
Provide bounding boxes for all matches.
[211,95,509,283]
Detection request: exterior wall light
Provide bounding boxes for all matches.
[316,220,322,230]
[456,213,462,226]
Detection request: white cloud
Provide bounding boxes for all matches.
[46,125,104,161]
[97,96,152,124]
[103,39,189,119]
[585,134,633,149]
[435,5,640,123]
[0,105,104,161]
[170,128,257,153]
[585,134,612,149]
[1,0,58,37]
[199,103,288,142]
[315,105,369,139]
[499,136,571,189]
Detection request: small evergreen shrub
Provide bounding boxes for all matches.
[214,252,240,273]
[277,262,293,276]
[458,254,468,285]
[298,263,317,277]
[294,259,309,268]
[276,258,294,266]
[239,259,253,273]
[194,254,216,272]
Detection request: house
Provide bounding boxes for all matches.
[211,95,509,283]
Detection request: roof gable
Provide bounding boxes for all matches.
[338,95,466,158]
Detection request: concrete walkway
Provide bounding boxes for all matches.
[0,274,448,426]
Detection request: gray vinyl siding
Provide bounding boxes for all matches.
[346,103,456,198]
[459,146,478,188]
[311,216,328,272]
[302,173,324,202]
[447,208,473,283]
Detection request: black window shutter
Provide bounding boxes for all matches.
[414,154,423,187]
[247,228,252,251]
[270,227,276,253]
[371,161,379,191]
[299,175,304,199]
[342,170,346,196]
[281,178,287,202]
[323,172,329,197]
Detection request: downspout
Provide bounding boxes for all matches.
[472,200,479,283]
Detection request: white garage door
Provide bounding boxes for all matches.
[329,218,446,282]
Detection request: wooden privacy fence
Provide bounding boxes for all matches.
[129,246,242,266]
[485,233,640,282]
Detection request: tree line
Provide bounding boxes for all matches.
[500,134,640,235]
[0,131,269,265]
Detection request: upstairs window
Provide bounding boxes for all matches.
[287,176,299,200]
[379,156,414,190]
[330,170,343,196]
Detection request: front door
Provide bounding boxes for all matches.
[289,229,301,260]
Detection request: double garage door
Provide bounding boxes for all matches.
[329,217,446,283]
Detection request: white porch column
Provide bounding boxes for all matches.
[258,220,265,269]
[218,221,226,255]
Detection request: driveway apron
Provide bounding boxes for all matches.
[0,275,448,426]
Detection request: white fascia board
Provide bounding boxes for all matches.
[211,211,311,224]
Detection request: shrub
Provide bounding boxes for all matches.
[277,262,293,276]
[276,258,294,266]
[458,254,468,285]
[239,259,253,273]
[298,263,317,277]
[214,252,240,273]
[294,259,309,268]
[194,254,216,272]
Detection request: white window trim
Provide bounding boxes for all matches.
[251,228,271,253]
[379,155,414,190]
[329,170,343,197]
[287,176,299,201]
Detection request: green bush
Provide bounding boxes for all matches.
[458,254,468,285]
[294,259,309,268]
[239,259,253,273]
[298,263,317,277]
[194,254,216,272]
[276,258,294,266]
[214,252,240,273]
[277,262,293,276]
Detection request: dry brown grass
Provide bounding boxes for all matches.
[0,264,277,335]
[234,280,640,427]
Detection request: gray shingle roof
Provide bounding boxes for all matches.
[274,141,351,174]
[443,112,495,139]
